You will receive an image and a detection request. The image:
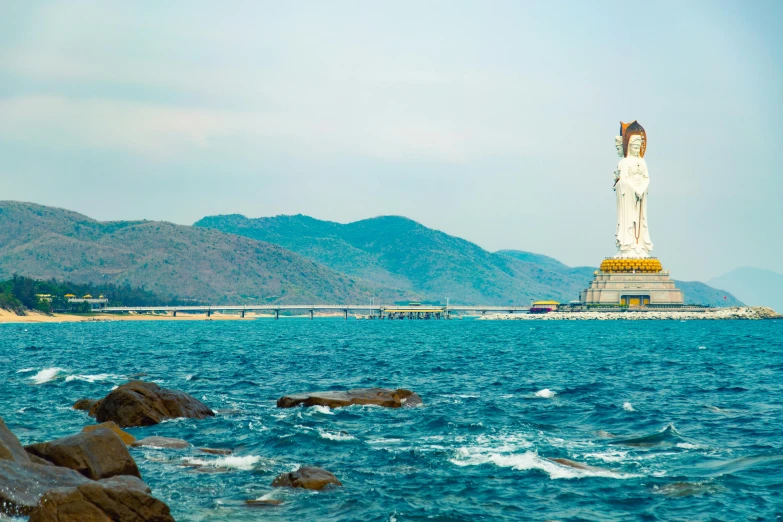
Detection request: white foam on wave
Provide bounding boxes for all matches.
[318,429,356,441]
[30,368,64,384]
[182,455,261,470]
[676,442,701,449]
[582,450,629,463]
[535,389,556,398]
[16,368,35,374]
[310,405,335,415]
[65,373,120,383]
[623,402,635,412]
[451,449,635,479]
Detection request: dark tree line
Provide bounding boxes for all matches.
[0,275,193,315]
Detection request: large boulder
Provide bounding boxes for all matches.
[271,466,342,490]
[277,388,423,409]
[25,429,141,481]
[28,475,174,522]
[0,460,92,516]
[83,421,136,445]
[0,417,31,464]
[93,381,214,427]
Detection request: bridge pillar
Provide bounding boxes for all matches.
[309,310,314,320]
[207,310,212,317]
[275,310,279,320]
[173,311,177,317]
[241,310,245,318]
[344,309,348,320]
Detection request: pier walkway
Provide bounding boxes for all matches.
[99,304,530,319]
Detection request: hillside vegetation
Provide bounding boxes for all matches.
[195,214,592,304]
[197,214,743,306]
[0,202,410,304]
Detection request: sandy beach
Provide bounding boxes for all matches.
[0,309,258,324]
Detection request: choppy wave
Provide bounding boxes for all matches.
[451,449,636,479]
[535,389,556,398]
[319,429,356,441]
[65,373,121,383]
[182,455,261,470]
[611,424,688,448]
[30,367,65,384]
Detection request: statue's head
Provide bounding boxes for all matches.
[620,120,646,157]
[615,136,623,157]
[628,135,643,157]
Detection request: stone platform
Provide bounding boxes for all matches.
[581,266,684,306]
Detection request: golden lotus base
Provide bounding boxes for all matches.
[599,258,663,273]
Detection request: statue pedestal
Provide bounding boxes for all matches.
[581,263,684,306]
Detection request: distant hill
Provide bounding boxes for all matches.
[708,267,783,312]
[196,213,743,307]
[675,281,743,307]
[0,202,411,304]
[195,214,589,305]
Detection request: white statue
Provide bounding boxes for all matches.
[613,121,652,258]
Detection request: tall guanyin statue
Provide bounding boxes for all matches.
[613,121,653,258]
[580,120,684,305]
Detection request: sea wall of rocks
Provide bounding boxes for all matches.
[479,306,781,321]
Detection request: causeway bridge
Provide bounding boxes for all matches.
[99,304,530,319]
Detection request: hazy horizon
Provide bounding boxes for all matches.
[2,1,781,281]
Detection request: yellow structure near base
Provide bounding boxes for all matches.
[599,258,662,273]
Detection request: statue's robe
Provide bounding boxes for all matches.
[615,157,653,257]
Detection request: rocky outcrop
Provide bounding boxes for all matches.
[25,429,141,480]
[28,475,174,522]
[277,388,422,409]
[0,460,93,516]
[0,417,31,464]
[0,417,171,519]
[480,306,783,321]
[73,398,96,412]
[92,381,214,427]
[82,421,136,445]
[132,437,191,450]
[271,466,342,490]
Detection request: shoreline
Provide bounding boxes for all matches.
[0,309,256,324]
[478,306,781,321]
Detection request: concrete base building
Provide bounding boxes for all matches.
[581,258,684,306]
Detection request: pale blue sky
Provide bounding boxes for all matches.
[1,1,781,280]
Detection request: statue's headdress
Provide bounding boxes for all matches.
[620,120,646,157]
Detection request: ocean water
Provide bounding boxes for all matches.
[1,319,782,521]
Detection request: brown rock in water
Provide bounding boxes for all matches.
[198,447,232,455]
[83,421,136,445]
[0,460,92,516]
[277,388,423,409]
[271,466,342,490]
[28,475,174,522]
[25,428,141,480]
[73,398,96,412]
[548,458,611,474]
[132,436,191,449]
[93,381,214,427]
[0,417,31,464]
[0,418,170,519]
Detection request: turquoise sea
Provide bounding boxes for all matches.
[1,319,782,521]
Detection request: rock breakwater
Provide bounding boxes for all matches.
[479,306,781,321]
